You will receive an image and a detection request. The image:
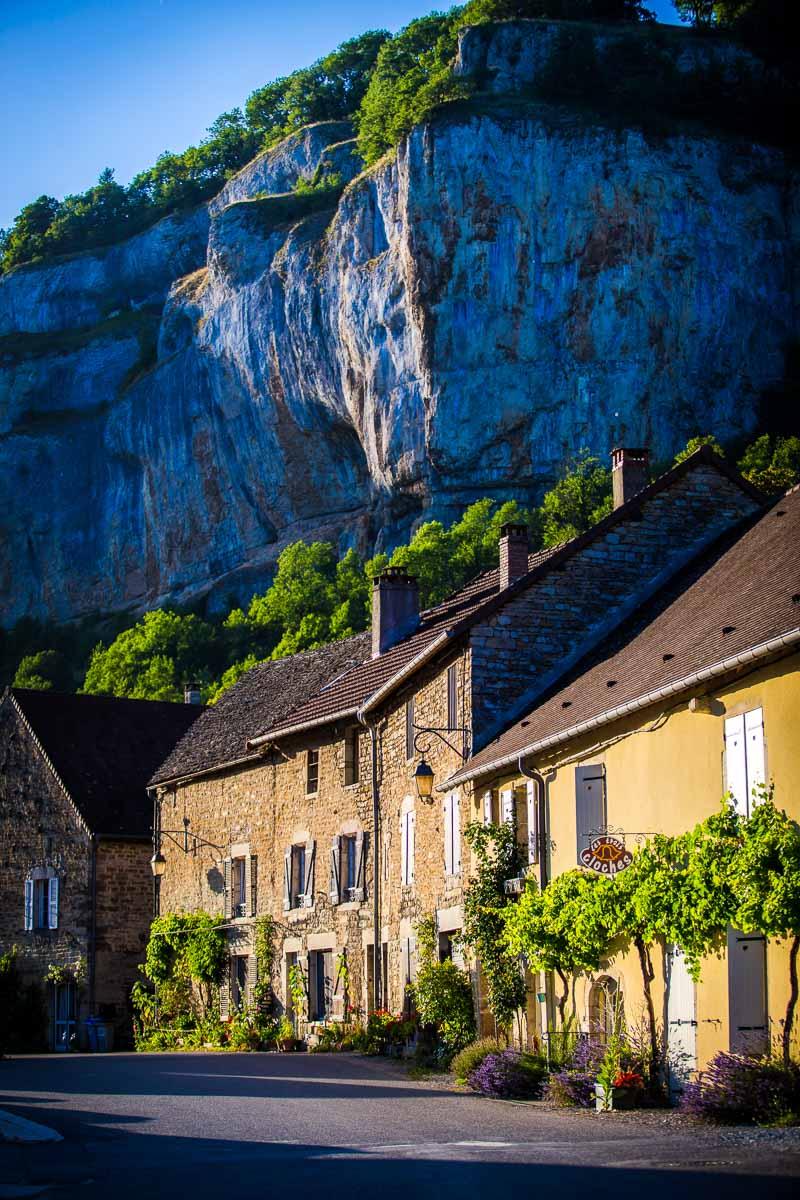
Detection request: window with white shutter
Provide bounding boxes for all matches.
[482,790,493,826]
[24,878,33,931]
[500,788,516,826]
[249,854,258,917]
[575,765,606,861]
[443,792,461,877]
[48,877,59,930]
[303,839,316,908]
[526,780,539,865]
[329,835,342,904]
[401,807,415,886]
[725,708,766,818]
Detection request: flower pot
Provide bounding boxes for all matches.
[612,1086,640,1110]
[594,1083,612,1112]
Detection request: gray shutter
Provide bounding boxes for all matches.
[24,878,33,930]
[283,849,292,911]
[249,855,258,917]
[329,836,341,904]
[48,877,59,930]
[304,839,316,908]
[219,959,230,1019]
[247,954,257,1009]
[223,858,232,918]
[352,831,366,902]
[575,765,606,860]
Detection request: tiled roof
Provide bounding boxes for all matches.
[252,546,561,742]
[8,689,201,837]
[449,487,800,784]
[150,632,371,785]
[252,446,760,745]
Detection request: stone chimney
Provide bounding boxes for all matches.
[499,523,529,591]
[372,568,420,658]
[611,447,650,509]
[183,682,202,705]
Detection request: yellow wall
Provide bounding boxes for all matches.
[484,651,800,1066]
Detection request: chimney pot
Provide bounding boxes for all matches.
[611,447,650,509]
[499,523,529,590]
[184,683,202,705]
[372,568,420,658]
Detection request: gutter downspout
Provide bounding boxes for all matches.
[366,720,382,1012]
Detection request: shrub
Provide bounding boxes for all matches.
[411,958,477,1058]
[468,1048,547,1099]
[681,1052,800,1125]
[452,1037,505,1084]
[544,1037,606,1108]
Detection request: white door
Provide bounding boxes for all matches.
[666,945,697,1094]
[728,929,768,1054]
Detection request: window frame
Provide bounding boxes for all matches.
[306,748,319,795]
[231,856,247,918]
[291,844,306,908]
[447,663,458,730]
[344,727,360,787]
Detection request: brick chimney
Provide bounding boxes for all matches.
[372,568,420,658]
[611,447,650,509]
[183,682,202,705]
[499,523,529,591]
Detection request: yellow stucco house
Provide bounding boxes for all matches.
[450,484,800,1076]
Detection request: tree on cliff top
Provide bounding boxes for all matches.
[80,610,214,702]
[12,650,72,693]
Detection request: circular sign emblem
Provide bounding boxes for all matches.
[579,835,633,876]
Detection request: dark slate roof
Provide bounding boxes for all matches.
[150,632,371,785]
[449,486,800,785]
[253,446,761,744]
[8,689,201,837]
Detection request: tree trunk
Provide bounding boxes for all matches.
[783,934,800,1067]
[635,935,659,1078]
[555,968,569,1023]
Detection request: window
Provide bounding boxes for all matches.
[401,806,416,886]
[231,956,248,1012]
[725,708,765,818]
[447,664,457,730]
[24,874,58,931]
[231,857,246,918]
[284,841,314,910]
[306,749,319,795]
[575,765,606,861]
[344,727,360,786]
[405,696,415,761]
[309,949,334,1020]
[482,789,496,825]
[443,791,461,876]
[330,833,366,903]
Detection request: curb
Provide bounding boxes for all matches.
[0,1109,62,1145]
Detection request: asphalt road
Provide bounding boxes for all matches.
[1,1052,798,1198]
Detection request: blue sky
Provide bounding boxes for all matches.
[0,1,682,231]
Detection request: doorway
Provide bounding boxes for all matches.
[54,983,76,1052]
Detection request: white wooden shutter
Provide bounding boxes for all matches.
[724,715,748,816]
[526,779,539,865]
[329,835,342,904]
[409,810,416,883]
[451,793,461,876]
[283,849,292,911]
[223,857,232,918]
[400,813,408,885]
[575,765,605,860]
[444,793,453,876]
[219,959,230,1019]
[24,878,33,930]
[500,788,515,826]
[483,790,493,825]
[303,839,316,908]
[48,877,59,930]
[352,831,366,901]
[745,708,765,808]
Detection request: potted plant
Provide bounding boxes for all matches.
[610,1069,644,1109]
[275,1015,295,1051]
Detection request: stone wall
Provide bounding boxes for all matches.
[94,838,154,1046]
[0,697,92,1045]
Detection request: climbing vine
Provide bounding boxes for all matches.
[253,916,276,1013]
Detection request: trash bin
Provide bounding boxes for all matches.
[95,1021,115,1052]
[84,1016,99,1052]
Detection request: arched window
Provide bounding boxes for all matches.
[588,976,622,1044]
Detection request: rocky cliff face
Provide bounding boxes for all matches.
[1,23,796,627]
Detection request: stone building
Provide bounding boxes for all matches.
[448,483,800,1074]
[150,445,764,1034]
[0,689,199,1048]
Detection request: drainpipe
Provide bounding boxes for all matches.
[366,720,382,1012]
[89,834,98,1015]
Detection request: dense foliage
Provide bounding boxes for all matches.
[461,822,529,1031]
[467,1046,547,1097]
[410,916,477,1056]
[681,1050,800,1123]
[0,948,47,1056]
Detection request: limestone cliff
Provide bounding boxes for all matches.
[0,22,796,626]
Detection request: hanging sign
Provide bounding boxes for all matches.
[579,835,633,876]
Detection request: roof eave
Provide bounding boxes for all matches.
[444,626,800,788]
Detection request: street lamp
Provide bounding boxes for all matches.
[410,721,470,800]
[413,758,435,800]
[150,811,224,877]
[150,851,167,877]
